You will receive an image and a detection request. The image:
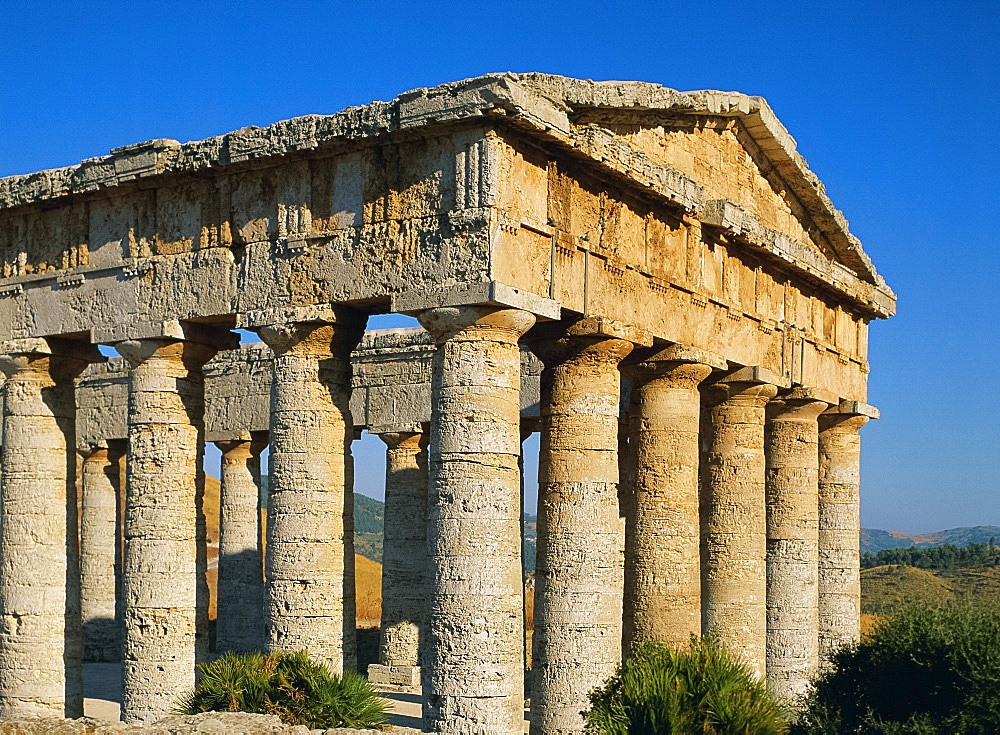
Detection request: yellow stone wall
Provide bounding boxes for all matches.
[603,117,836,261]
[491,130,870,401]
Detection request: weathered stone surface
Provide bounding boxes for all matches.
[0,339,96,718]
[700,374,778,677]
[419,306,534,734]
[529,323,634,735]
[818,405,874,659]
[622,346,723,653]
[1,75,891,405]
[215,436,266,654]
[118,333,230,724]
[257,312,365,674]
[198,329,543,444]
[375,431,428,671]
[764,394,829,700]
[0,74,896,731]
[80,443,125,663]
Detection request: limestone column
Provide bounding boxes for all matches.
[529,318,644,735]
[117,329,232,723]
[80,441,126,663]
[368,427,428,689]
[215,433,267,654]
[818,403,874,658]
[700,368,779,677]
[256,312,365,673]
[0,338,96,717]
[418,305,535,734]
[765,390,829,700]
[622,345,722,655]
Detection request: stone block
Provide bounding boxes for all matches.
[366,663,421,690]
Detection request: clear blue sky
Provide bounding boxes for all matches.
[2,1,996,532]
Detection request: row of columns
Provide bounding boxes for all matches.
[0,307,870,734]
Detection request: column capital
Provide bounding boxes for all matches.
[252,306,366,358]
[526,316,647,367]
[77,442,110,460]
[418,305,536,344]
[114,323,236,370]
[0,337,103,380]
[820,400,878,433]
[703,365,782,406]
[250,431,269,456]
[767,390,833,423]
[214,437,253,457]
[624,342,726,386]
[376,430,428,452]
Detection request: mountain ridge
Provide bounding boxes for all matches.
[861,525,1000,555]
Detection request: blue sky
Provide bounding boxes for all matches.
[1,1,996,531]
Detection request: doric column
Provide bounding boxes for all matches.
[214,433,267,654]
[0,338,97,717]
[254,309,365,673]
[818,402,876,659]
[528,317,646,735]
[367,426,428,690]
[117,326,234,723]
[700,367,780,678]
[622,345,723,654]
[80,440,126,663]
[765,388,831,700]
[418,305,535,734]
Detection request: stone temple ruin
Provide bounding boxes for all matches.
[0,74,894,733]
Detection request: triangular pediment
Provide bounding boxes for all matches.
[512,73,884,287]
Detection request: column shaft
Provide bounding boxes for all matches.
[259,318,363,673]
[0,345,89,717]
[215,437,266,654]
[818,413,868,657]
[765,397,827,700]
[700,378,778,677]
[530,329,633,735]
[418,306,534,734]
[371,431,428,688]
[118,338,216,723]
[80,444,124,663]
[623,357,714,653]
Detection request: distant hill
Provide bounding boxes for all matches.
[354,493,385,563]
[861,526,1000,555]
[862,563,1000,617]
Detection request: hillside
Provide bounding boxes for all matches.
[862,525,1000,555]
[861,563,1000,617]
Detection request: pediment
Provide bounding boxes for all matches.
[512,73,885,288]
[593,114,839,264]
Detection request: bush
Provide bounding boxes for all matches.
[795,603,1000,734]
[582,636,789,734]
[176,650,386,729]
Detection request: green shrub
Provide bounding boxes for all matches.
[795,603,1000,734]
[582,636,789,735]
[176,650,386,729]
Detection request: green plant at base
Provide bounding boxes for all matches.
[582,636,789,735]
[794,602,1000,734]
[175,649,386,729]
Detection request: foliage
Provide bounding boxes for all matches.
[862,540,1000,572]
[176,650,386,729]
[795,603,1000,734]
[582,636,789,735]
